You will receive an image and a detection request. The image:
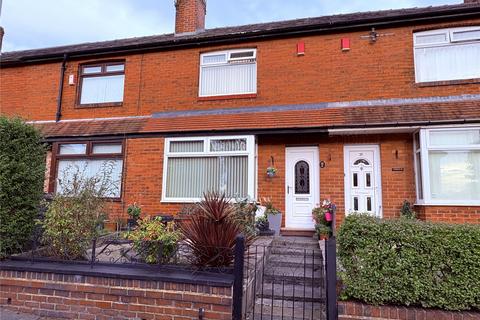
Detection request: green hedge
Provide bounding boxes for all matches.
[0,117,46,257]
[338,214,480,311]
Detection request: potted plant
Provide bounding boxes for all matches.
[312,200,336,239]
[255,214,274,236]
[316,224,331,240]
[266,166,277,178]
[263,198,282,236]
[104,220,117,232]
[127,203,141,230]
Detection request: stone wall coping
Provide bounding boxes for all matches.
[0,259,234,287]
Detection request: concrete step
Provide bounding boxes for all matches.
[247,312,325,320]
[272,237,320,250]
[269,255,322,268]
[280,229,316,238]
[264,265,323,280]
[248,299,325,320]
[257,282,325,301]
[270,247,322,258]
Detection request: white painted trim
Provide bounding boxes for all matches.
[285,146,320,229]
[413,26,480,83]
[344,144,383,217]
[161,135,255,203]
[198,48,257,97]
[329,126,419,135]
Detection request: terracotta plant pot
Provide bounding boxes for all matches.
[104,221,117,232]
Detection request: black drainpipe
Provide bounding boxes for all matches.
[55,53,68,122]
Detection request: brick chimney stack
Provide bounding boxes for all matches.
[175,0,207,35]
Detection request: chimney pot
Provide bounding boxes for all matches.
[175,0,207,35]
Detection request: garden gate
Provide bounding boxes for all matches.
[234,236,337,320]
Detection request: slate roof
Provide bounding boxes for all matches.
[2,2,480,65]
[36,100,480,138]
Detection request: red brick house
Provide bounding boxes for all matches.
[1,0,480,231]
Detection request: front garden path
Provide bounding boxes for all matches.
[247,236,326,320]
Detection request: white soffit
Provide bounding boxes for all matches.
[328,126,420,136]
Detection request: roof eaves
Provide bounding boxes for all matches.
[2,3,480,67]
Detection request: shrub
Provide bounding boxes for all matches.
[232,196,257,239]
[0,117,46,257]
[126,216,181,264]
[181,193,253,267]
[40,163,115,260]
[255,214,269,231]
[338,214,480,311]
[400,200,416,219]
[127,203,142,220]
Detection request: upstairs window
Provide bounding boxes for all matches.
[79,62,125,105]
[414,27,480,83]
[199,49,257,97]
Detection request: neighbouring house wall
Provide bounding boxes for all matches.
[2,19,480,122]
[0,269,232,320]
[338,301,480,320]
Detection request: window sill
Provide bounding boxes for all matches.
[198,93,257,101]
[415,78,480,87]
[75,102,123,108]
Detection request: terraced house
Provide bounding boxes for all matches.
[1,0,480,232]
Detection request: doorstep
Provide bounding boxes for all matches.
[280,228,316,237]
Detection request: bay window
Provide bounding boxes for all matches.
[414,27,480,83]
[162,136,255,202]
[54,141,124,198]
[415,128,480,204]
[199,49,257,97]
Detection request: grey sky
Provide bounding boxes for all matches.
[1,0,461,52]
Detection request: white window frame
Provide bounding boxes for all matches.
[199,48,257,97]
[415,126,480,206]
[413,26,480,83]
[162,135,256,202]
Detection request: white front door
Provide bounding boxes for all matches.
[344,145,382,217]
[285,147,319,229]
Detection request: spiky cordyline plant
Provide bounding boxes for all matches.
[181,192,252,268]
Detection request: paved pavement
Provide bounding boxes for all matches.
[0,308,44,320]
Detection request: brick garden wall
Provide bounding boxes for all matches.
[0,269,232,320]
[338,301,480,320]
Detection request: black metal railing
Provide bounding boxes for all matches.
[7,232,239,276]
[324,237,338,320]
